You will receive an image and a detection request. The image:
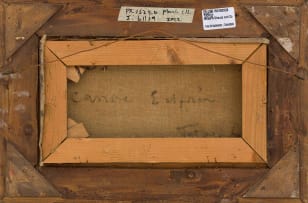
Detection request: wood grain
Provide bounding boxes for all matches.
[0,4,7,195]
[3,0,305,5]
[300,3,308,202]
[35,0,302,170]
[6,36,38,165]
[43,138,264,164]
[300,3,308,68]
[6,143,60,197]
[3,198,63,203]
[1,0,305,201]
[0,92,6,200]
[238,0,303,6]
[42,48,67,160]
[0,136,5,199]
[0,113,6,200]
[40,167,267,201]
[4,3,60,59]
[244,146,299,198]
[0,3,4,67]
[46,40,260,66]
[43,40,267,165]
[37,2,266,38]
[246,6,300,60]
[0,52,8,199]
[2,198,125,203]
[267,36,300,166]
[242,45,267,162]
[301,134,308,203]
[239,198,302,203]
[300,78,308,202]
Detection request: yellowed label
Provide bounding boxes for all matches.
[118,6,195,23]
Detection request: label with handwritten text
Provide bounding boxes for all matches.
[202,7,236,30]
[118,6,195,23]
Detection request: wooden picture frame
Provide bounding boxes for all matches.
[40,39,267,165]
[1,1,307,202]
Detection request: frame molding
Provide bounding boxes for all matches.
[0,1,306,202]
[40,39,267,165]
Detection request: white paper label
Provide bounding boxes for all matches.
[202,7,236,30]
[118,6,195,23]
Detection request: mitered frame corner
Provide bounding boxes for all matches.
[40,39,268,166]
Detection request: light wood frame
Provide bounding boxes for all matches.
[40,39,267,165]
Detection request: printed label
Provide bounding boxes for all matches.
[202,7,236,30]
[118,6,195,23]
